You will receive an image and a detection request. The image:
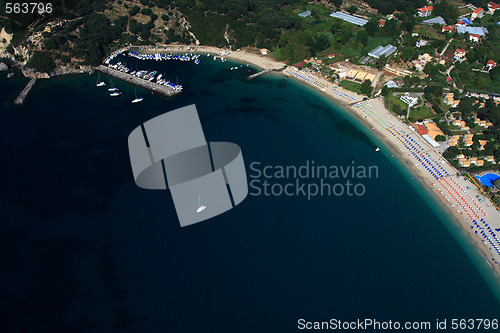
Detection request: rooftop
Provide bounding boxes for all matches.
[423,16,446,25]
[368,44,397,59]
[456,26,488,36]
[330,11,368,26]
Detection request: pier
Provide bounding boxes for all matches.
[96,65,180,97]
[14,78,37,105]
[248,69,272,80]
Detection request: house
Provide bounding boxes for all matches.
[400,92,419,106]
[478,139,488,150]
[44,25,52,33]
[414,53,432,70]
[470,157,478,165]
[260,48,269,55]
[442,25,454,33]
[464,133,474,146]
[475,118,490,128]
[449,135,460,146]
[445,93,460,107]
[477,159,485,166]
[472,8,485,20]
[486,156,496,163]
[418,6,433,17]
[452,119,468,129]
[379,19,385,27]
[454,49,467,59]
[328,54,336,59]
[293,62,304,69]
[424,121,445,140]
[488,2,500,13]
[487,60,496,70]
[459,158,471,167]
[469,33,481,42]
[416,39,428,47]
[298,10,311,18]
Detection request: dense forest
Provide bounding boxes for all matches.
[364,0,426,15]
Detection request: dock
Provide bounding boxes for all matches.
[14,78,37,105]
[96,65,180,97]
[248,69,272,80]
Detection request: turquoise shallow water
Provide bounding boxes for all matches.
[1,56,500,332]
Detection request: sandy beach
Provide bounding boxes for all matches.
[128,44,500,278]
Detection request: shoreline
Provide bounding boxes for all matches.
[17,44,500,284]
[122,44,286,72]
[125,45,500,284]
[281,69,500,283]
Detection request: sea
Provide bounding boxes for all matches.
[1,55,500,333]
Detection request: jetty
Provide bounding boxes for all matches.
[14,78,37,105]
[97,65,180,97]
[248,69,272,80]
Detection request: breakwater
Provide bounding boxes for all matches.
[96,65,180,97]
[14,78,36,105]
[248,69,272,80]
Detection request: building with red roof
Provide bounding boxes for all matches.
[454,49,467,58]
[379,19,385,27]
[418,6,433,17]
[442,26,454,33]
[472,7,485,20]
[488,2,500,13]
[469,33,481,42]
[487,60,496,70]
[412,123,429,135]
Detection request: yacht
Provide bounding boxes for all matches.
[196,195,206,213]
[96,75,105,86]
[108,80,118,92]
[132,88,143,103]
[110,91,122,97]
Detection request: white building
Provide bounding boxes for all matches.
[400,92,419,107]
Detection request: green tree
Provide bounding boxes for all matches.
[361,79,372,96]
[129,5,140,16]
[26,51,55,73]
[435,135,447,142]
[346,5,357,14]
[443,146,461,159]
[381,85,390,97]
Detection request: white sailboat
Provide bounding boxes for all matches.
[96,74,106,86]
[108,80,118,92]
[375,147,380,152]
[110,91,122,97]
[132,88,143,103]
[196,195,206,213]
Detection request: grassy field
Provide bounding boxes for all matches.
[340,80,362,94]
[363,36,395,53]
[409,105,434,122]
[415,25,445,40]
[386,94,410,116]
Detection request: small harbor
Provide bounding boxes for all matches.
[96,65,181,97]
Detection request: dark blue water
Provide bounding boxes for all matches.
[1,57,500,333]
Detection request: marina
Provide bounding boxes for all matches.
[96,65,181,97]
